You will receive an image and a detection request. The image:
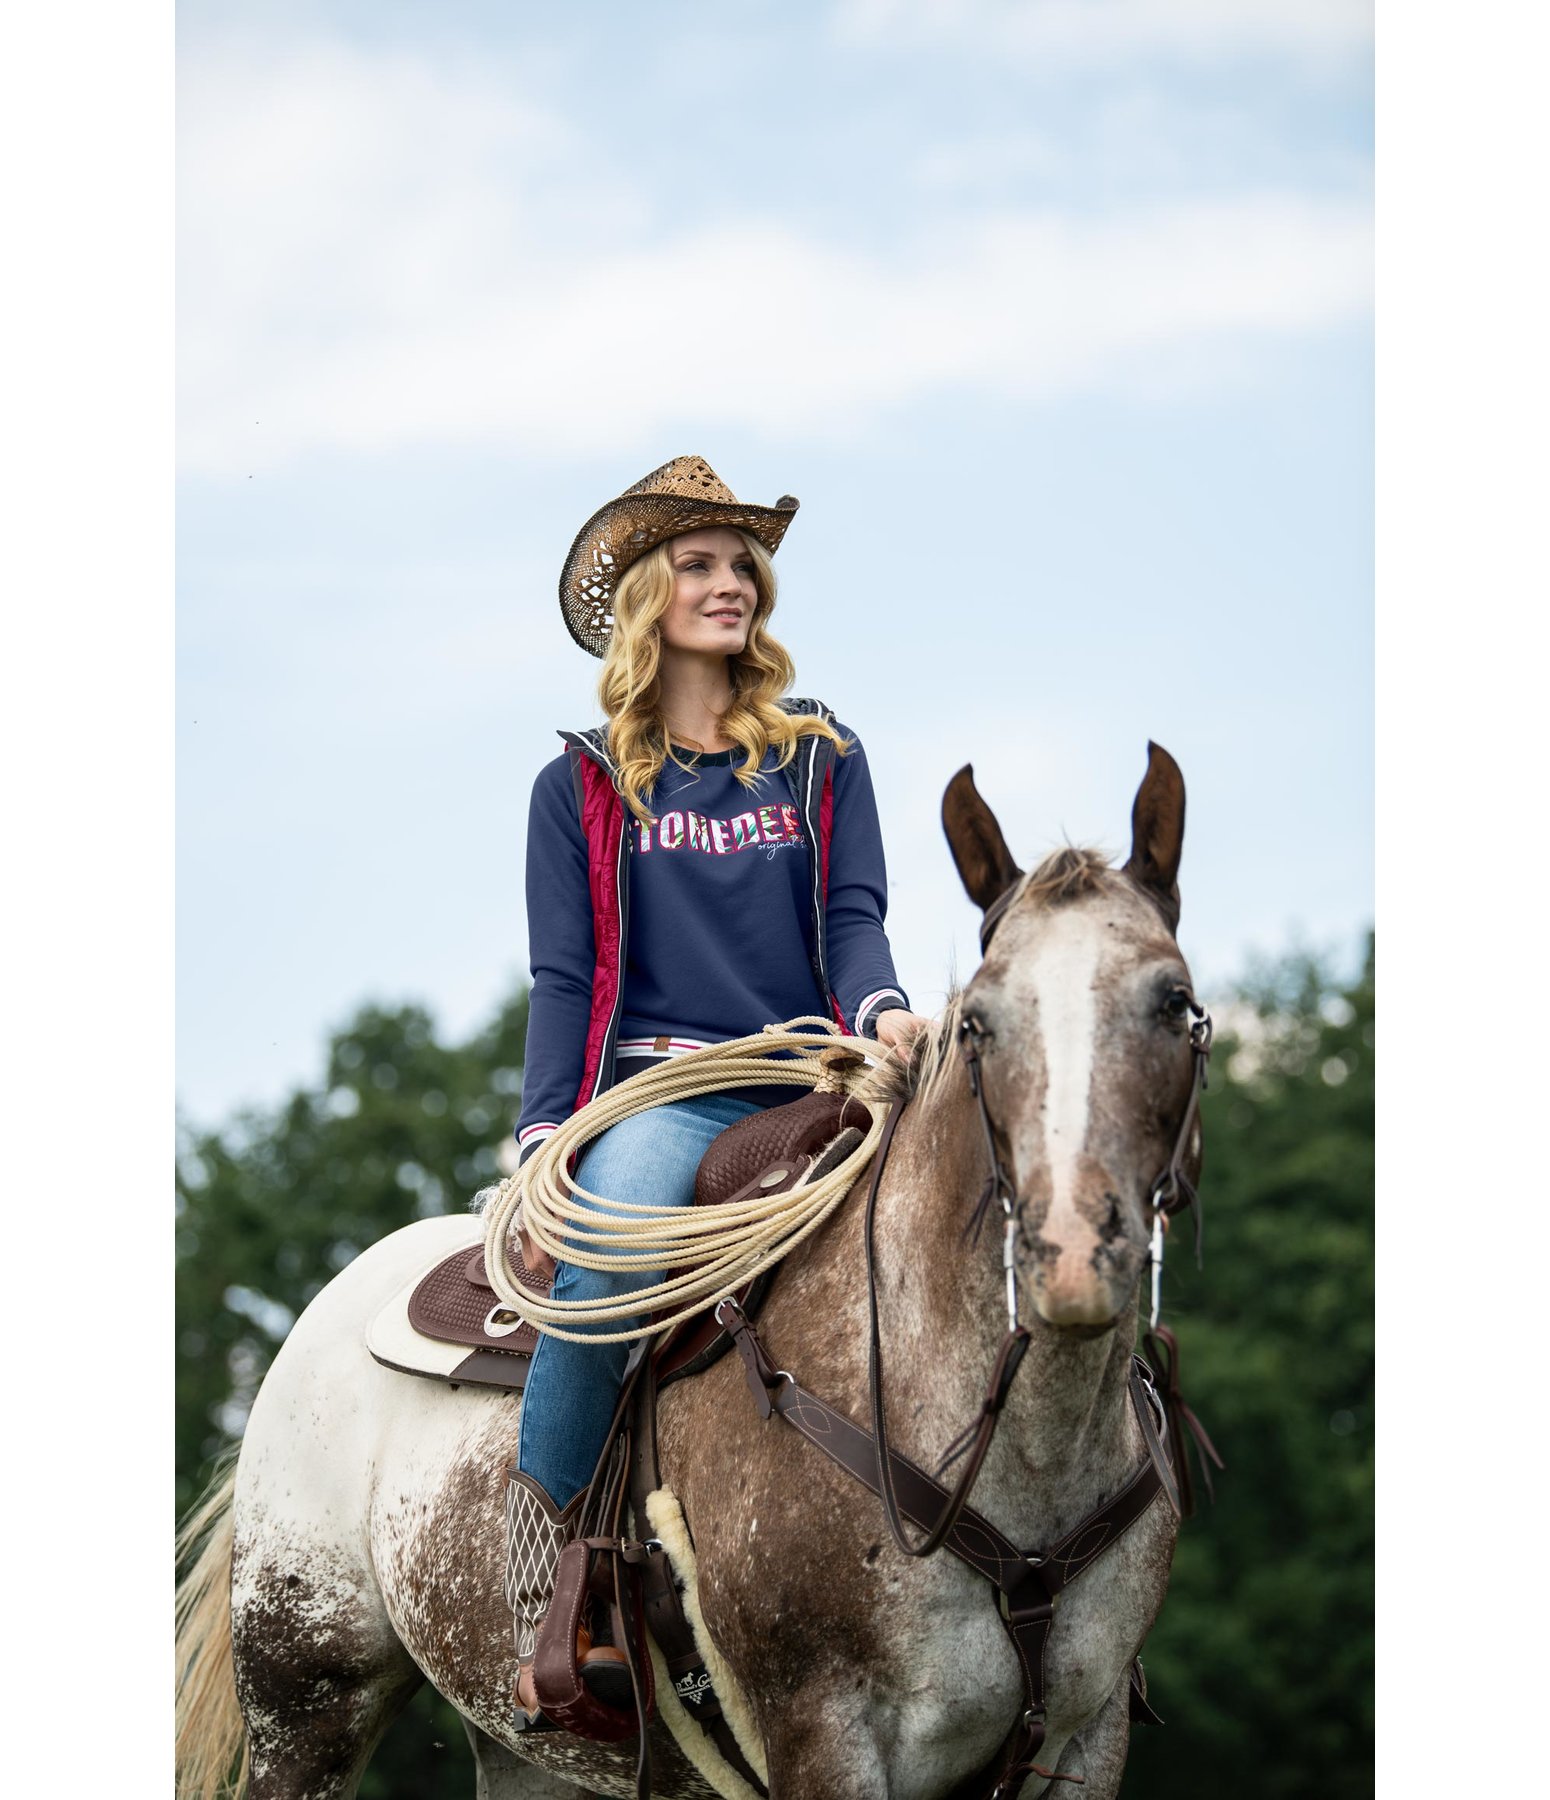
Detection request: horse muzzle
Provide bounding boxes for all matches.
[1021,1163,1145,1331]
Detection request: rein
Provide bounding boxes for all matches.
[861,883,1041,1561]
[868,1045,1032,1563]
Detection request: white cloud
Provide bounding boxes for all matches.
[179,34,1371,477]
[831,0,1373,66]
[912,87,1371,200]
[913,129,1071,195]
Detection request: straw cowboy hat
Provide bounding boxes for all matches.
[559,455,799,657]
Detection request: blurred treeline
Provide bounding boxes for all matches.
[176,937,1373,1798]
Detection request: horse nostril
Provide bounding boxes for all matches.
[1100,1194,1125,1243]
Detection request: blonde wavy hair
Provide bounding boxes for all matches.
[598,531,851,824]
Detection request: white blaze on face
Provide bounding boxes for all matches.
[1030,910,1105,1256]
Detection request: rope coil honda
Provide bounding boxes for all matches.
[480,1017,890,1344]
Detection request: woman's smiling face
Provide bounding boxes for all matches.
[659,528,759,657]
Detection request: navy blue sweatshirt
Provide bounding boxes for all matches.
[515,727,909,1160]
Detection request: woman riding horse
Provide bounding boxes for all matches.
[508,455,928,1723]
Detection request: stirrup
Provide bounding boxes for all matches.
[515,1623,633,1728]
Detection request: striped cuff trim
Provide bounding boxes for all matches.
[856,989,909,1031]
[517,1122,560,1145]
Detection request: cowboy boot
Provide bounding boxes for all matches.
[504,1469,630,1725]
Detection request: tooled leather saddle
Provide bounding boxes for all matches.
[399,1090,873,1390]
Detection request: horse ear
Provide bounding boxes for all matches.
[942,764,1023,914]
[1124,741,1186,929]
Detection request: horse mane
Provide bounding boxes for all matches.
[1018,843,1115,906]
[854,977,966,1108]
[853,845,1116,1109]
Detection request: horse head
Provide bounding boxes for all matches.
[933,742,1203,1334]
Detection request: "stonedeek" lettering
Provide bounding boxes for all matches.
[633,802,806,857]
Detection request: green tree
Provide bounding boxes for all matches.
[1125,936,1374,1796]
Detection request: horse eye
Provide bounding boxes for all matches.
[1161,988,1191,1021]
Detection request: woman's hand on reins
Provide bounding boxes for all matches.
[873,1009,929,1060]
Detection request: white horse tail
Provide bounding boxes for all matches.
[175,1454,248,1799]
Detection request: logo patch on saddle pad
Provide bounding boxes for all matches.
[674,1666,717,1708]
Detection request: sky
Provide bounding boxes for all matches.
[176,0,1373,1129]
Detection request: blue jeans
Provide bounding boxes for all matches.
[516,1093,764,1507]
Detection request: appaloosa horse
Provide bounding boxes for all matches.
[177,744,1205,1800]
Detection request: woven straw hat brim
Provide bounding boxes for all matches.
[559,490,799,659]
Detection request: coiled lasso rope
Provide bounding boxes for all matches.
[479,1017,892,1345]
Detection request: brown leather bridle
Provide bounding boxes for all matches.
[866,881,1215,1564]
